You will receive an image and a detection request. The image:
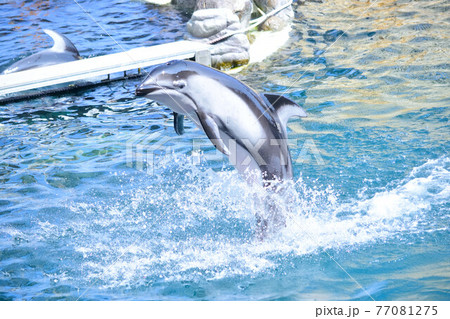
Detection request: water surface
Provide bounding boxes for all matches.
[0,0,448,300]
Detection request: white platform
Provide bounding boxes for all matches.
[0,40,211,96]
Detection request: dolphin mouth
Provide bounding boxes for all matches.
[135,84,162,96]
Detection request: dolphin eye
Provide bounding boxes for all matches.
[173,79,186,89]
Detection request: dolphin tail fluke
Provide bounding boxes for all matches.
[262,93,307,131]
[43,29,81,57]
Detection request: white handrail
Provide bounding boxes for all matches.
[0,40,210,96]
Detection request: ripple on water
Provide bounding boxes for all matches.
[0,0,449,301]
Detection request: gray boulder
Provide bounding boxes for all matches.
[209,33,250,69]
[195,0,253,27]
[187,8,239,38]
[171,0,197,14]
[186,8,250,69]
[177,1,294,69]
[254,0,294,31]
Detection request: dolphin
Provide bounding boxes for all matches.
[2,29,81,74]
[135,60,307,184]
[136,60,307,236]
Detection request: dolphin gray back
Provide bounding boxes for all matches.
[2,29,81,74]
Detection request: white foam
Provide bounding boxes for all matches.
[26,156,449,288]
[249,25,292,64]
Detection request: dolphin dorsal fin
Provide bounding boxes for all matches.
[262,93,307,131]
[43,29,80,56]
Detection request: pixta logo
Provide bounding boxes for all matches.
[126,129,324,175]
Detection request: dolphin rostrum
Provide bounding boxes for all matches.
[2,29,81,74]
[136,60,307,236]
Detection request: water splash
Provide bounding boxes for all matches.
[29,156,446,290]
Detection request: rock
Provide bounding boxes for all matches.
[260,16,286,31]
[253,0,294,31]
[186,8,250,70]
[187,8,239,38]
[209,33,250,69]
[195,0,253,27]
[179,1,294,69]
[171,0,197,14]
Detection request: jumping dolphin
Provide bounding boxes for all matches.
[136,60,307,184]
[2,29,81,74]
[136,60,307,236]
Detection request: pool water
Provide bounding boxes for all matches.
[0,0,448,300]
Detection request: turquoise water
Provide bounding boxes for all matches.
[0,0,449,300]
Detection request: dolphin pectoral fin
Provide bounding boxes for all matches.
[262,93,307,131]
[197,112,230,156]
[173,112,185,135]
